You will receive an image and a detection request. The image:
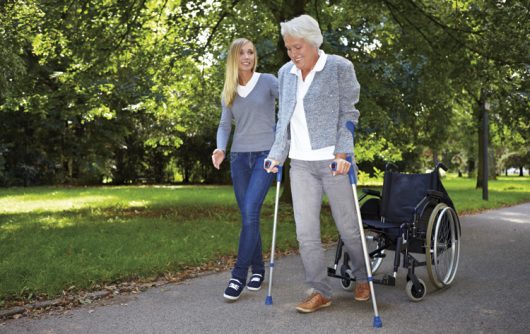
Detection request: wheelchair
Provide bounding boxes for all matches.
[328,163,462,301]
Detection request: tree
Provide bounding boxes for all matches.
[0,0,527,187]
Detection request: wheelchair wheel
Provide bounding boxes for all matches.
[340,264,353,290]
[405,278,427,302]
[426,203,461,288]
[365,230,385,273]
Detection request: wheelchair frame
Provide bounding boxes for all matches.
[327,163,462,301]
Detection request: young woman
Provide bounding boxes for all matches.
[212,38,278,301]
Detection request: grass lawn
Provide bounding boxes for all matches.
[1,175,529,305]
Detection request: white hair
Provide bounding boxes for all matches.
[280,14,323,48]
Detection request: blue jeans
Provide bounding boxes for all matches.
[230,151,274,282]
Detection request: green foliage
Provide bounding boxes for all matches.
[0,0,528,185]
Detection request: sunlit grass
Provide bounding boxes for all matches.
[0,176,529,304]
[443,175,530,214]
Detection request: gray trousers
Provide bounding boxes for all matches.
[290,159,367,298]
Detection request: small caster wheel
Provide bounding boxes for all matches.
[340,265,353,290]
[406,278,427,302]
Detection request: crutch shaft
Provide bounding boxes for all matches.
[265,163,282,305]
[344,121,383,328]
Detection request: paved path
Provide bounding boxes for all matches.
[1,203,529,334]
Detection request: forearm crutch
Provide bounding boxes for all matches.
[264,160,282,305]
[333,121,383,328]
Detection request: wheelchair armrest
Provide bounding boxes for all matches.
[362,188,381,197]
[427,189,444,199]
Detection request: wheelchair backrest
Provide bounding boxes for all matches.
[380,169,453,224]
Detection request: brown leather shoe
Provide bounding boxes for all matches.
[296,292,331,313]
[355,282,370,301]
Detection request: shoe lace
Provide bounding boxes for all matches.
[302,292,320,303]
[228,282,240,291]
[250,275,262,283]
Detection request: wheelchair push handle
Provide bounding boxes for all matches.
[385,162,399,172]
[435,162,448,172]
[264,159,282,183]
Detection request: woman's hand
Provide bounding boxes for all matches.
[264,159,280,173]
[330,154,351,176]
[212,149,225,170]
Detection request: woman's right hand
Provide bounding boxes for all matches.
[212,149,225,170]
[264,159,280,173]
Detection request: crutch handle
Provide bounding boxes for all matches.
[264,159,282,182]
[346,156,357,185]
[330,158,356,185]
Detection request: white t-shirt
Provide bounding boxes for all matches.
[237,72,261,97]
[289,50,335,161]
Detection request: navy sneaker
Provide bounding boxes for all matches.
[223,278,244,301]
[247,273,264,291]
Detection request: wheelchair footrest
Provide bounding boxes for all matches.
[328,267,396,287]
[373,274,396,286]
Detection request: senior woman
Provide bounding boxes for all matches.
[264,14,369,313]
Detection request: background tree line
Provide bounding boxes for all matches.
[0,0,528,187]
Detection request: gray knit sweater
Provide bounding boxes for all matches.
[268,55,360,164]
[216,73,278,152]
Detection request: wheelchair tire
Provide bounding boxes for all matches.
[405,278,427,302]
[426,203,461,288]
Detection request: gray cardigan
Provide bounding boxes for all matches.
[268,55,360,164]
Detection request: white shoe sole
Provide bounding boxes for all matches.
[223,293,240,301]
[296,301,331,313]
[246,285,261,291]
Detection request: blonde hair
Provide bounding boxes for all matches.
[280,14,323,48]
[222,38,258,107]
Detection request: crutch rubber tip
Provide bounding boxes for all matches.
[373,316,383,328]
[265,296,273,305]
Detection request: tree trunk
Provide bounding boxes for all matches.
[467,158,475,178]
[432,149,439,167]
[476,91,488,189]
[489,147,497,180]
[264,0,308,66]
[476,117,484,188]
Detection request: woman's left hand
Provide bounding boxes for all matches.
[212,149,225,170]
